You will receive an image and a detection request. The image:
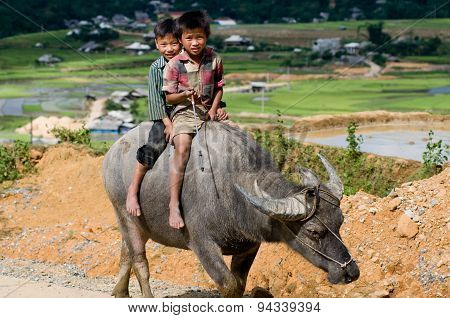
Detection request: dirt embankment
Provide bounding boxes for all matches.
[0,145,448,297]
[289,111,450,133]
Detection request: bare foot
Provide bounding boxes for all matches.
[126,187,141,216]
[169,204,185,229]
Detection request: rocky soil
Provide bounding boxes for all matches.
[0,145,448,297]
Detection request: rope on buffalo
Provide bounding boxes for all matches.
[191,95,204,172]
[204,122,220,199]
[191,95,220,199]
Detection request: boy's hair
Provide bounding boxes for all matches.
[176,11,210,38]
[154,18,176,39]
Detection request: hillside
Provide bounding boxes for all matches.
[0,145,448,297]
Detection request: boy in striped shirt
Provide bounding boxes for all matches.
[126,18,181,216]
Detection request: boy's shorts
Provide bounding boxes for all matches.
[136,120,167,168]
[172,105,209,137]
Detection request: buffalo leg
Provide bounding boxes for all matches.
[191,240,241,298]
[230,244,260,296]
[111,239,132,297]
[117,213,153,298]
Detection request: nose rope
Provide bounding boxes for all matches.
[288,186,354,269]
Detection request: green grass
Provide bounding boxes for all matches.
[23,104,43,113]
[225,77,450,118]
[404,55,450,64]
[0,116,29,131]
[0,131,30,142]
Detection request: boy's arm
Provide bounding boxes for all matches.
[148,65,173,141]
[166,90,195,105]
[208,88,223,120]
[148,66,169,122]
[209,56,226,120]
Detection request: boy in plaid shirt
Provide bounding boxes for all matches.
[163,11,228,229]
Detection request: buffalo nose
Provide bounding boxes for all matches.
[345,261,360,282]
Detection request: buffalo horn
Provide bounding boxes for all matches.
[296,166,320,186]
[318,154,344,199]
[235,182,308,221]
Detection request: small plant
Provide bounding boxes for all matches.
[11,140,35,174]
[105,99,123,111]
[0,141,35,182]
[422,130,449,174]
[345,122,364,159]
[0,145,20,182]
[50,126,91,146]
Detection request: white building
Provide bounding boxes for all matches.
[125,42,151,55]
[214,18,237,26]
[224,35,252,48]
[344,42,361,55]
[312,38,342,55]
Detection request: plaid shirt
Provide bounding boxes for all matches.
[147,56,173,121]
[162,47,224,114]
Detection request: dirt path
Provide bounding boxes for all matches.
[0,258,217,298]
[85,97,107,123]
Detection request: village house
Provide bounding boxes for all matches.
[78,41,104,53]
[128,21,148,31]
[36,54,61,65]
[312,38,342,55]
[224,35,252,49]
[149,0,172,14]
[281,17,297,24]
[110,89,147,109]
[135,11,151,24]
[214,18,237,26]
[112,14,132,27]
[125,42,151,55]
[344,42,361,55]
[313,12,329,23]
[92,15,108,25]
[143,31,156,42]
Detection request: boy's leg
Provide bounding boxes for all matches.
[126,162,149,216]
[168,133,193,229]
[126,120,167,216]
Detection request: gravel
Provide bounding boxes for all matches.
[0,257,219,298]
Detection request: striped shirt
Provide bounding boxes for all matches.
[147,56,173,121]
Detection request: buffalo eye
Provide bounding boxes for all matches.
[306,228,321,240]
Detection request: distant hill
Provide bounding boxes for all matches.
[2,0,450,38]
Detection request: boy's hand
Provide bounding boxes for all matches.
[162,117,173,142]
[208,108,218,121]
[169,129,175,145]
[184,89,195,101]
[164,123,173,142]
[216,108,228,121]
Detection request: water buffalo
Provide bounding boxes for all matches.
[102,121,359,297]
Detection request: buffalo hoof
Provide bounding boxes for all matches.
[250,287,273,298]
[111,290,130,298]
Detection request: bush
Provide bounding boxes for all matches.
[251,127,413,197]
[422,130,449,174]
[345,122,364,159]
[0,141,35,182]
[105,99,123,111]
[371,53,386,66]
[50,126,91,146]
[0,145,19,182]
